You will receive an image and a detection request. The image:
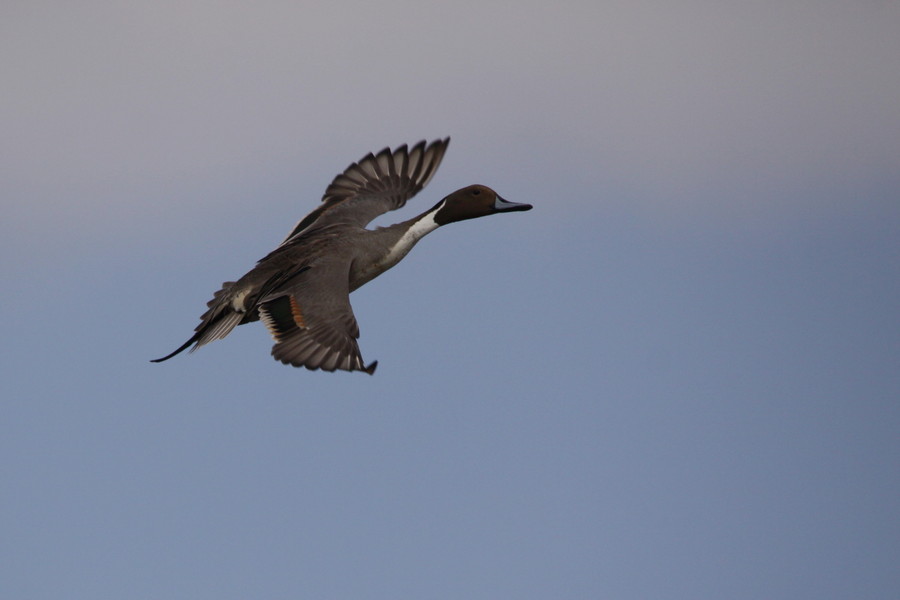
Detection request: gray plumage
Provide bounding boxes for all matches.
[152,139,531,373]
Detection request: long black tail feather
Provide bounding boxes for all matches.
[150,330,202,363]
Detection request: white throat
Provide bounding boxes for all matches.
[384,206,441,265]
[351,203,444,291]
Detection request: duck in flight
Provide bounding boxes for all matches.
[152,138,532,373]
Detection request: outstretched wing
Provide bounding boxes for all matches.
[280,138,449,244]
[257,258,376,373]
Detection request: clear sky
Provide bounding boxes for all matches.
[3,1,899,598]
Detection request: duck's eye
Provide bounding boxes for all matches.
[471,189,481,196]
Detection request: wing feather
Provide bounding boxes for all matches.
[280,138,449,244]
[258,259,375,373]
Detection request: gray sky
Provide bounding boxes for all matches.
[3,1,899,598]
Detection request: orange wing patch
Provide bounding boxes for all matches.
[260,295,309,342]
[289,295,307,328]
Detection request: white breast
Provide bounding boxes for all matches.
[382,210,440,267]
[350,208,442,291]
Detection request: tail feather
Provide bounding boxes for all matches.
[193,310,243,348]
[151,281,244,363]
[151,309,245,363]
[150,332,201,363]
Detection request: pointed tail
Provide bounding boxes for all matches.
[151,289,244,363]
[150,331,203,362]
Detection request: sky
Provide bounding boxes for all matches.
[2,1,899,598]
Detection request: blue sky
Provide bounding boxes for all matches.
[3,1,899,598]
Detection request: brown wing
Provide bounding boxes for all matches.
[257,259,376,374]
[279,138,449,244]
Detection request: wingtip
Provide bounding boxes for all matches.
[364,360,378,375]
[430,137,450,152]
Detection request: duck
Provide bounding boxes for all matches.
[151,138,532,374]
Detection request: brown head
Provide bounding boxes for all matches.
[432,185,532,226]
